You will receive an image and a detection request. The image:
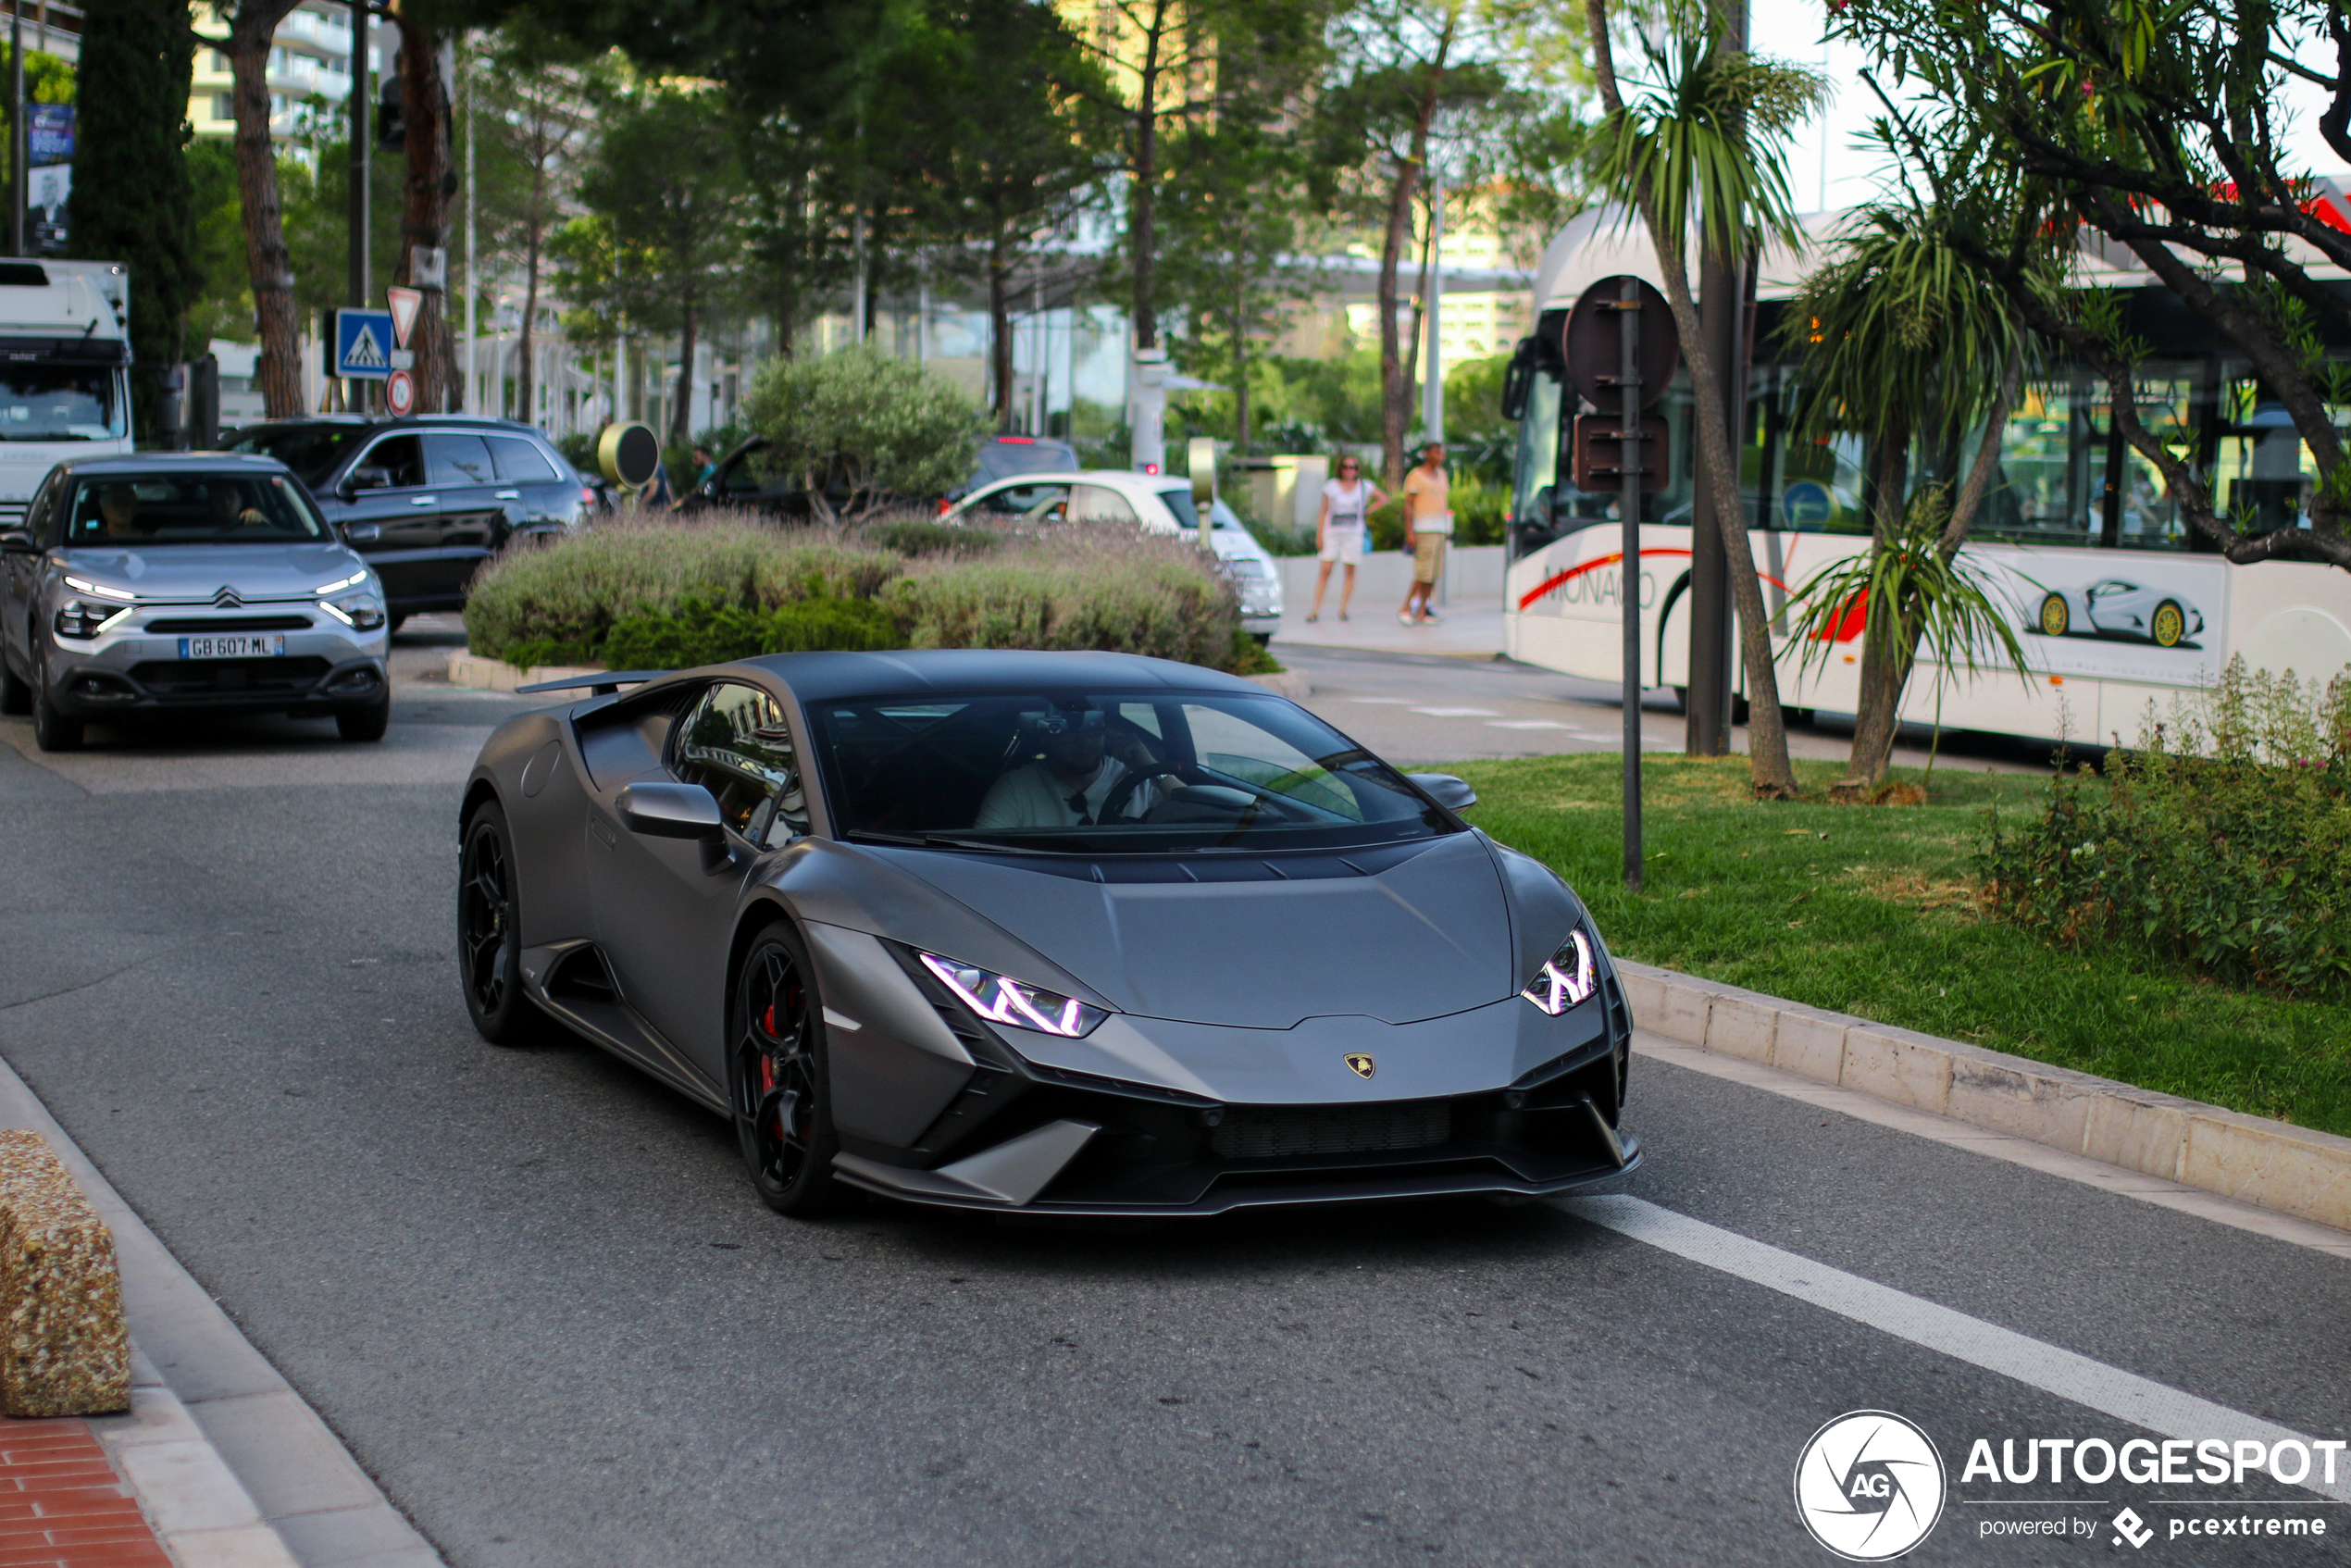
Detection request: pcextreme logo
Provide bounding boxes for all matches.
[1793,1411,1947,1561]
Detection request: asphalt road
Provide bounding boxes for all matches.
[0,637,2334,1568]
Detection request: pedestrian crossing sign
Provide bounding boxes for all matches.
[332,308,395,380]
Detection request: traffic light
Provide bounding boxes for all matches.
[376,61,404,151]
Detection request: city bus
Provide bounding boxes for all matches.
[1500,206,2351,745]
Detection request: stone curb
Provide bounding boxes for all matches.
[0,1057,446,1568]
[448,648,1314,701]
[1617,960,2351,1235]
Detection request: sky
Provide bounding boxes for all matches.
[1748,0,2351,215]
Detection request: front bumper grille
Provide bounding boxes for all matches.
[1211,1101,1450,1160]
[128,655,332,695]
[144,615,316,634]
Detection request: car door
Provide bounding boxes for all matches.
[588,679,808,1084]
[962,479,1071,528]
[0,469,56,676]
[334,434,438,608]
[417,432,508,598]
[485,432,575,532]
[1069,483,1139,525]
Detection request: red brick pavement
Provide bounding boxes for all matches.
[0,1420,169,1568]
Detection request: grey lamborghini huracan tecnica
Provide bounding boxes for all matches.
[458,649,1638,1218]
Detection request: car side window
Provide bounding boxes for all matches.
[425,433,496,487]
[1070,484,1138,524]
[353,435,425,490]
[487,436,557,484]
[20,472,53,541]
[674,682,808,848]
[978,482,1067,518]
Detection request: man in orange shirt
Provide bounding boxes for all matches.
[1398,442,1451,625]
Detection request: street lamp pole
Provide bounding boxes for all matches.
[10,3,25,256]
[349,0,370,412]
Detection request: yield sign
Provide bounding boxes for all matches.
[386,286,423,349]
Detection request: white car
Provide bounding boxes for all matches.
[944,469,1284,641]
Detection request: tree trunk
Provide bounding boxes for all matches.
[394,16,453,412]
[1585,0,1799,799]
[518,227,541,424]
[1130,4,1164,353]
[669,292,697,445]
[1375,18,1451,485]
[989,226,1015,430]
[227,1,305,417]
[1232,267,1250,449]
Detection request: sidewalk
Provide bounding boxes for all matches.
[1270,598,1505,660]
[0,1058,442,1568]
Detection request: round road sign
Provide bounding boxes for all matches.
[1563,275,1680,411]
[597,422,661,490]
[384,368,417,417]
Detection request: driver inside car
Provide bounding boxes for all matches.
[974,707,1163,829]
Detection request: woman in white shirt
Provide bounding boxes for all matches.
[1307,456,1387,622]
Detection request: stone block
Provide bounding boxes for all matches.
[1770,1011,1847,1084]
[2182,1114,2351,1233]
[1946,1061,2091,1151]
[0,1129,129,1417]
[2081,1094,2189,1180]
[1704,995,1777,1064]
[1647,978,1713,1045]
[1839,1030,1952,1114]
[1615,969,1667,1036]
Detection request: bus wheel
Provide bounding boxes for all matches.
[2150,600,2185,648]
[2037,593,2070,637]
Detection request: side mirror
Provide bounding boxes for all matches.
[1408,773,1478,813]
[0,530,35,555]
[342,521,380,544]
[616,781,734,871]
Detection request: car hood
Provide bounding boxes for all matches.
[881,831,1514,1028]
[56,542,365,602]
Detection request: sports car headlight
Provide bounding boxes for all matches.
[1520,929,1598,1015]
[919,952,1108,1039]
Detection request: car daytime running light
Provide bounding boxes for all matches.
[919,952,1108,1039]
[1520,929,1598,1015]
[63,576,135,603]
[316,571,367,594]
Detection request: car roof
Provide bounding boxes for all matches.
[739,648,1269,704]
[57,452,296,475]
[227,414,556,438]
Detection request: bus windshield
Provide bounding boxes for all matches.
[0,365,125,441]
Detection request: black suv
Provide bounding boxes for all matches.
[225,416,593,626]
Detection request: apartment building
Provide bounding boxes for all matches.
[189,1,379,147]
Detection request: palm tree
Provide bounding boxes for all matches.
[1778,201,2037,793]
[1583,6,1823,800]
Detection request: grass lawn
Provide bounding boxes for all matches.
[1449,752,2351,1138]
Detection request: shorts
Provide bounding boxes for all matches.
[1320,524,1365,565]
[1412,532,1448,583]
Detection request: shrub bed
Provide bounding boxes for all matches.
[1977,662,2351,998]
[464,509,1257,673]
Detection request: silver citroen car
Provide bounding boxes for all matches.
[0,454,392,751]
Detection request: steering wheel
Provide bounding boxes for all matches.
[1098,762,1187,821]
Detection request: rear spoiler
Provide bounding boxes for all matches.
[512,670,669,697]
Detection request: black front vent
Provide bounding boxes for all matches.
[129,656,330,695]
[146,616,314,634]
[1211,1101,1451,1160]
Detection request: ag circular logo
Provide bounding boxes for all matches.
[1793,1410,1946,1561]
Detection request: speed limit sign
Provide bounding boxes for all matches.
[385,368,417,417]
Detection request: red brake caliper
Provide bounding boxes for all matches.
[758,1005,780,1133]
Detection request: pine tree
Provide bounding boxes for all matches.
[67,0,197,441]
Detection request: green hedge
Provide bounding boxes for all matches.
[465,509,1256,673]
[1977,662,2351,998]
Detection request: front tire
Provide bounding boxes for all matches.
[337,692,392,741]
[0,651,29,716]
[2149,599,2186,648]
[2037,592,2071,637]
[458,801,540,1045]
[730,922,848,1216]
[31,651,80,752]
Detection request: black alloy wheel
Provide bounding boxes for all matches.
[458,802,538,1044]
[731,922,847,1215]
[30,647,80,753]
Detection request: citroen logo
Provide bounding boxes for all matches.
[1344,1053,1375,1079]
[212,585,242,608]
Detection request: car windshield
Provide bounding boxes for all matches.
[228,424,367,487]
[63,473,330,544]
[0,365,126,441]
[812,690,1459,853]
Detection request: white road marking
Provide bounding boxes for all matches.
[1561,1193,2351,1500]
[1485,720,1581,731]
[1343,697,1417,704]
[1410,706,1500,717]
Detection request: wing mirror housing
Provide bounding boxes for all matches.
[342,521,380,544]
[1408,773,1478,813]
[0,529,34,555]
[616,782,735,872]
